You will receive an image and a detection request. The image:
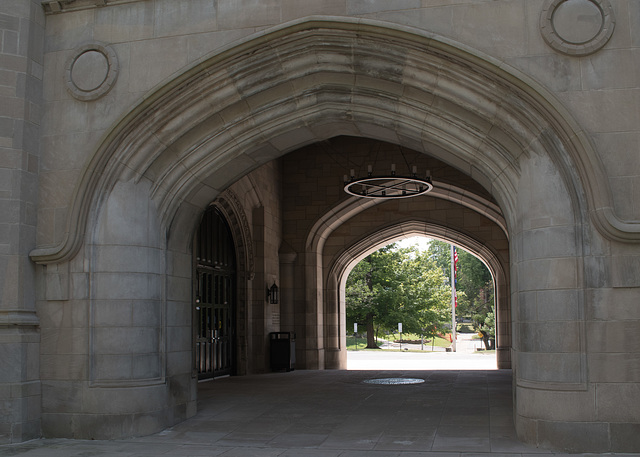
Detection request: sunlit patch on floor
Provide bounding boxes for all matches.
[363,377,425,385]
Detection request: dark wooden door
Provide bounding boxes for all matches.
[195,208,236,379]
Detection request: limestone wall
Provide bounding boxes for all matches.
[0,0,637,451]
[36,1,640,250]
[0,0,44,444]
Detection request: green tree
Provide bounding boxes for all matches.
[346,243,450,347]
[346,245,405,348]
[477,311,496,350]
[426,240,495,339]
[345,257,377,347]
[425,240,451,279]
[393,249,450,333]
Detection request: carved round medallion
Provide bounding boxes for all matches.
[65,43,118,101]
[540,0,615,56]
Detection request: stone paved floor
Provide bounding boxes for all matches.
[1,369,638,456]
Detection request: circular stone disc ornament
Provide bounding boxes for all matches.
[65,43,118,101]
[540,0,615,56]
[363,378,425,385]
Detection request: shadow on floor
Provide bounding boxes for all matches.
[1,369,632,456]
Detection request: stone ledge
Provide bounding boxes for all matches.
[41,0,142,15]
[0,310,40,327]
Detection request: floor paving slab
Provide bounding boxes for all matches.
[1,354,639,456]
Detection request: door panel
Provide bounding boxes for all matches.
[195,208,236,380]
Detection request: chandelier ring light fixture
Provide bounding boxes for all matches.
[343,163,433,199]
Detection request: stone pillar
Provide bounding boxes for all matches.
[37,178,197,440]
[303,251,325,369]
[584,248,640,453]
[279,249,297,332]
[495,277,511,369]
[0,0,45,443]
[323,272,344,369]
[251,206,267,372]
[512,153,593,451]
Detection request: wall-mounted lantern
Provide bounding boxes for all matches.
[267,281,279,304]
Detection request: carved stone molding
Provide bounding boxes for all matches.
[540,0,615,56]
[216,189,255,281]
[29,17,640,269]
[0,309,40,327]
[42,0,140,14]
[65,42,118,101]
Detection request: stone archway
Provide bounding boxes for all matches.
[32,17,629,267]
[293,137,511,371]
[322,219,509,371]
[30,17,633,450]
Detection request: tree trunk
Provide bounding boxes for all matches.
[480,330,490,350]
[366,313,378,348]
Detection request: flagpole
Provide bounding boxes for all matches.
[451,244,457,352]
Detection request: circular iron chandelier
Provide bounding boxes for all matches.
[343,164,433,199]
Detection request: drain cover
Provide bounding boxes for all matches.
[363,378,425,385]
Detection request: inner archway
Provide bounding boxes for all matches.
[322,215,509,371]
[342,235,499,371]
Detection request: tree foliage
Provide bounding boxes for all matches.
[346,243,451,347]
[426,240,495,346]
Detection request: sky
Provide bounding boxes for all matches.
[394,235,432,251]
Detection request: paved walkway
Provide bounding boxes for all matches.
[1,361,637,456]
[350,333,496,371]
[347,349,496,371]
[376,332,484,354]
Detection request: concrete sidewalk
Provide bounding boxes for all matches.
[350,333,497,371]
[376,333,487,353]
[1,367,636,456]
[347,350,497,371]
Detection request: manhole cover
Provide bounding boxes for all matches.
[363,378,425,385]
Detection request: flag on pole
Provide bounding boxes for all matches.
[450,245,457,352]
[453,246,458,307]
[453,246,458,281]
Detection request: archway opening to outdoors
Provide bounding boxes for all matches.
[343,235,498,371]
[28,15,620,451]
[293,136,511,371]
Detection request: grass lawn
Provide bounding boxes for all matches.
[346,334,451,351]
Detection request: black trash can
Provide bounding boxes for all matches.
[270,332,296,372]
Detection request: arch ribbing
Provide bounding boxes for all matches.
[330,221,506,288]
[30,16,634,265]
[322,219,510,370]
[306,182,507,256]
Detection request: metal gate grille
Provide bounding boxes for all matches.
[194,208,236,379]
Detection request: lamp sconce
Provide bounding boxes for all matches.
[267,281,279,304]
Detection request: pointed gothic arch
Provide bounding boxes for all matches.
[319,214,510,370]
[202,189,256,377]
[30,17,639,268]
[28,16,635,451]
